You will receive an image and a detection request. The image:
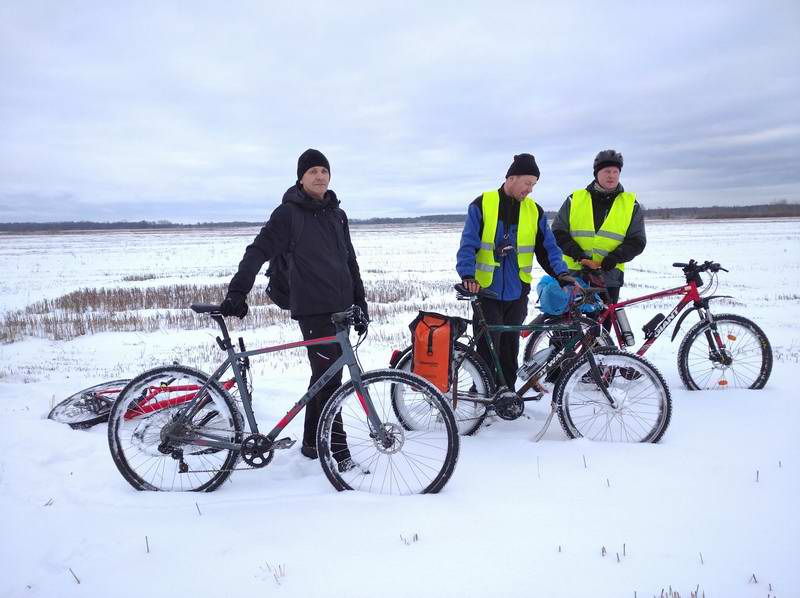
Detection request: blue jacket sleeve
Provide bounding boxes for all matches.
[456,203,483,280]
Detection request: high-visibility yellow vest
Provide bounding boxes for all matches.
[562,189,636,272]
[475,190,539,287]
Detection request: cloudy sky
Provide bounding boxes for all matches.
[1,1,798,222]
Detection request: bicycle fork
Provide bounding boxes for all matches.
[696,308,733,366]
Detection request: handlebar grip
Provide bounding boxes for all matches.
[454,283,498,299]
[672,262,689,268]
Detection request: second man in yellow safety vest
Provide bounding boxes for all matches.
[457,153,573,389]
[551,149,646,305]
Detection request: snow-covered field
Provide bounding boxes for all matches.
[1,218,799,597]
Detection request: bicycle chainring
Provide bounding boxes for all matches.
[240,433,274,468]
[494,388,525,420]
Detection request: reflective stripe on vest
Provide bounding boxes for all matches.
[475,190,539,287]
[562,189,636,272]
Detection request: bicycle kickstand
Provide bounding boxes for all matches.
[530,400,557,443]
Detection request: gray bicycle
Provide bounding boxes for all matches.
[107,305,459,495]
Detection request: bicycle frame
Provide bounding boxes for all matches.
[595,278,732,361]
[466,296,610,401]
[601,282,698,354]
[162,312,387,453]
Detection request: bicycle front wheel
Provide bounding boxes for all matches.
[317,369,460,495]
[107,365,243,492]
[554,349,671,443]
[48,379,130,429]
[677,313,772,390]
[392,342,493,435]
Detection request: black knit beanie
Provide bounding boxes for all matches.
[297,148,330,180]
[505,153,540,179]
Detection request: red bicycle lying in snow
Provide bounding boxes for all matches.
[48,377,237,429]
[523,259,773,390]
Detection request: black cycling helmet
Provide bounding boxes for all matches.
[593,149,623,177]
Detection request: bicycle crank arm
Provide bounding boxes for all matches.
[521,393,545,402]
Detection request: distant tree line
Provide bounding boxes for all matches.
[640,202,800,220]
[1,202,798,232]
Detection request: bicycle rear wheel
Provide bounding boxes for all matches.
[554,349,671,443]
[677,313,772,390]
[392,342,493,435]
[48,379,130,429]
[317,369,460,495]
[107,365,243,492]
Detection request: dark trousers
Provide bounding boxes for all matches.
[473,294,529,389]
[298,314,349,462]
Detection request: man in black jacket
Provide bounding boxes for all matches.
[551,149,646,306]
[221,149,368,471]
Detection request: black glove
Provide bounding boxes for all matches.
[601,255,619,272]
[556,272,577,287]
[356,300,369,323]
[220,295,248,318]
[354,315,369,335]
[353,304,369,335]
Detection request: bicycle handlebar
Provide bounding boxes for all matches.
[454,283,499,300]
[331,305,369,332]
[672,259,728,274]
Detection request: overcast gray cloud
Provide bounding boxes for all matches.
[1,0,798,222]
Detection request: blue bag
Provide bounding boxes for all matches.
[536,275,571,315]
[536,275,604,315]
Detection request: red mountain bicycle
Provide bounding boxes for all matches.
[523,259,772,390]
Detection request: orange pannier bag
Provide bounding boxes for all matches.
[408,311,466,392]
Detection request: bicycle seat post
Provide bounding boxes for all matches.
[211,313,236,355]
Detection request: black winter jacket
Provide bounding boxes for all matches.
[551,181,646,287]
[227,185,367,319]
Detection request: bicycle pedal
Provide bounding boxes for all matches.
[272,437,296,450]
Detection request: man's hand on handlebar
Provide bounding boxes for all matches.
[556,271,577,287]
[579,258,601,270]
[462,277,481,294]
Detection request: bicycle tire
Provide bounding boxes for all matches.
[522,313,614,384]
[48,379,130,429]
[392,341,494,435]
[317,369,460,495]
[107,365,243,492]
[554,348,672,443]
[677,313,772,390]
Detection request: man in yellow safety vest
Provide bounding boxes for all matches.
[457,153,573,389]
[551,149,646,306]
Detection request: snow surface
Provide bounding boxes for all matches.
[1,219,799,597]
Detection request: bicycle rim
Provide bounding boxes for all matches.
[48,379,130,429]
[679,314,772,390]
[394,345,490,435]
[556,350,671,443]
[108,366,242,492]
[318,369,459,495]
